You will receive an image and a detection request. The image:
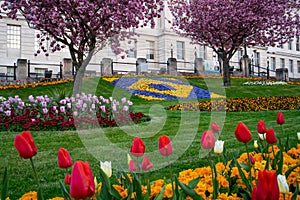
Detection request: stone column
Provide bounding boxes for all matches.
[16,59,28,80]
[167,58,177,75]
[194,58,204,75]
[63,58,73,78]
[240,57,251,77]
[136,58,148,75]
[101,58,113,76]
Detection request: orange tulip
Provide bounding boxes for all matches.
[70,161,95,199]
[14,131,37,159]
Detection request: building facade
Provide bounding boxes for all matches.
[0,2,300,79]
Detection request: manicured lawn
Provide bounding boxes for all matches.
[0,76,299,199]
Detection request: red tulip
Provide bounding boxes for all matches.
[266,128,277,144]
[257,120,267,134]
[158,135,173,156]
[250,154,255,165]
[14,131,37,159]
[254,170,279,200]
[141,156,153,171]
[70,161,95,199]
[129,159,136,172]
[201,130,215,149]
[58,148,72,169]
[251,186,257,200]
[64,174,71,185]
[210,122,220,133]
[130,137,145,157]
[234,122,252,143]
[276,112,285,125]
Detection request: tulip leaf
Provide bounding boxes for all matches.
[110,186,122,199]
[132,173,143,200]
[235,159,252,192]
[1,167,8,200]
[275,150,283,175]
[37,186,44,200]
[153,185,165,200]
[291,179,298,200]
[238,187,251,200]
[285,164,300,179]
[59,180,70,200]
[174,175,204,200]
[187,177,200,189]
[173,175,179,200]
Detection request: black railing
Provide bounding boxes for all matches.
[0,63,17,80]
[28,60,63,79]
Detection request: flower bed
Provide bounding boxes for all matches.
[5,114,300,200]
[0,94,149,131]
[167,96,300,112]
[103,77,224,100]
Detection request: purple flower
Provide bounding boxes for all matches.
[123,106,129,111]
[121,97,127,103]
[5,110,11,116]
[43,108,48,114]
[60,106,65,113]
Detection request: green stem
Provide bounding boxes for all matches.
[167,156,175,199]
[30,158,44,200]
[245,143,252,190]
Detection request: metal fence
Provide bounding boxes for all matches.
[27,60,63,79]
[0,63,17,80]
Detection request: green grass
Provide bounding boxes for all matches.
[0,76,300,199]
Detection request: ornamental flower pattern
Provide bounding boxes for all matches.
[104,77,223,100]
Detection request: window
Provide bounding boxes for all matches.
[288,39,292,50]
[280,58,285,68]
[146,41,154,60]
[254,52,260,67]
[176,41,184,60]
[199,45,206,60]
[127,40,137,58]
[289,59,294,73]
[270,57,276,70]
[7,24,21,49]
[296,36,300,51]
[35,68,47,76]
[298,61,300,73]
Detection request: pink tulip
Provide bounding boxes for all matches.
[201,130,215,149]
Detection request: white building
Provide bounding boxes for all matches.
[0,2,300,80]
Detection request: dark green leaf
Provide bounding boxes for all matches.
[1,167,8,200]
[59,180,70,200]
[187,177,200,189]
[175,176,204,200]
[235,159,252,192]
[153,185,166,200]
[285,164,300,179]
[291,179,298,200]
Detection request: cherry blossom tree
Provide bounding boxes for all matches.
[169,0,300,86]
[1,0,163,94]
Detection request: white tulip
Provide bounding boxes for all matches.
[277,174,289,194]
[297,132,300,140]
[258,133,266,140]
[254,140,258,149]
[214,140,224,154]
[100,161,112,178]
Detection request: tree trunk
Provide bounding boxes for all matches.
[222,58,231,87]
[72,49,95,95]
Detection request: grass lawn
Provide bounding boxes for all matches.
[0,76,299,199]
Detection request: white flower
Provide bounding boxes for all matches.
[297,132,300,140]
[100,161,112,178]
[127,153,133,165]
[258,133,266,140]
[277,174,289,194]
[254,140,258,149]
[214,140,224,154]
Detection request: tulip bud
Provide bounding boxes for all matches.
[297,132,300,140]
[158,135,172,156]
[257,120,267,134]
[58,148,72,169]
[141,156,153,171]
[266,128,277,144]
[250,154,255,165]
[210,122,220,133]
[129,160,136,172]
[70,161,95,199]
[100,161,112,178]
[234,122,252,143]
[276,112,285,125]
[64,174,71,185]
[14,131,37,159]
[254,140,258,149]
[130,137,145,157]
[201,130,215,149]
[214,140,224,154]
[277,174,289,194]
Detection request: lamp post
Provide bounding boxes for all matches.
[266,57,270,79]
